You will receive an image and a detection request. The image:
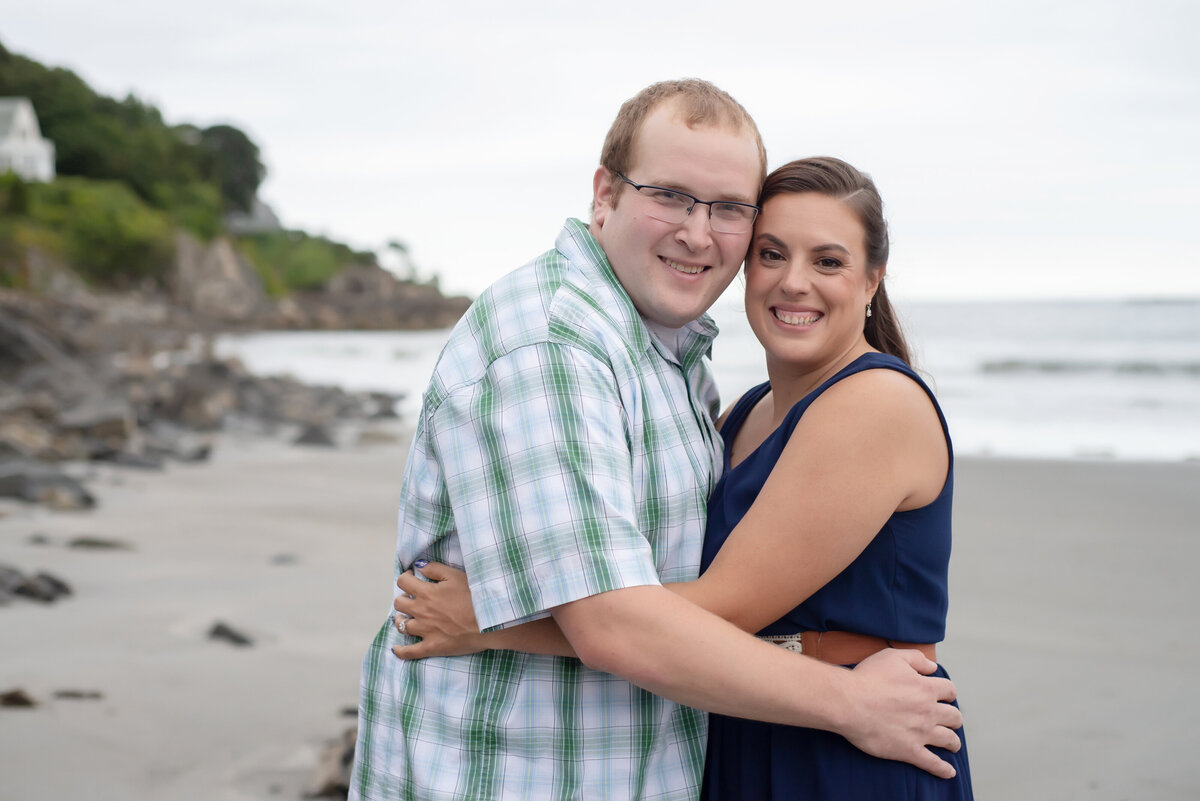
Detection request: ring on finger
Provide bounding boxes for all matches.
[396,615,409,635]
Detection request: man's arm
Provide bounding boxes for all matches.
[392,563,962,776]
[554,585,962,779]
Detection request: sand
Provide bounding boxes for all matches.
[0,427,409,801]
[943,457,1200,800]
[1,433,1197,800]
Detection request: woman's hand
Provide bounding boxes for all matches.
[391,561,488,660]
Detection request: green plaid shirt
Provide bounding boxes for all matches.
[351,218,723,800]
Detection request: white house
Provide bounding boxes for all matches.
[0,98,56,182]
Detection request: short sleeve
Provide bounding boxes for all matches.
[429,342,662,630]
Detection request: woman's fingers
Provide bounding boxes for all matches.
[394,591,417,616]
[413,560,463,582]
[392,641,431,660]
[396,569,423,597]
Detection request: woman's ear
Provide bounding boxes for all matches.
[867,264,886,301]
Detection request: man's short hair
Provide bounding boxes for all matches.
[599,78,767,199]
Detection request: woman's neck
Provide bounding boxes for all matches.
[763,340,876,427]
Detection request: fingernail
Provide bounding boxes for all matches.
[413,559,429,568]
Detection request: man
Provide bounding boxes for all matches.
[350,79,961,800]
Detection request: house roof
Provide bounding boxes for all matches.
[0,98,36,139]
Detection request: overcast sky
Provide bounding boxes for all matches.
[4,1,1198,301]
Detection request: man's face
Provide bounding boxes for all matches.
[591,103,762,328]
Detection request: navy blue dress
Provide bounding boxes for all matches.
[700,353,973,800]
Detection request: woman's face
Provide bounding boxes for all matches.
[744,192,882,373]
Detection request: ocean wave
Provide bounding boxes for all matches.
[981,359,1200,377]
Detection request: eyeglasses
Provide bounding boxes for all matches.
[612,171,760,234]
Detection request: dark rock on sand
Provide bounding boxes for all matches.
[305,725,357,799]
[0,564,24,601]
[0,688,36,707]
[0,564,71,604]
[90,448,165,470]
[208,621,254,647]
[0,460,96,510]
[14,571,73,603]
[67,536,132,551]
[294,424,337,448]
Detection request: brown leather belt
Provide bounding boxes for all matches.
[760,630,938,666]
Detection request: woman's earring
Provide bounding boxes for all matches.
[865,301,873,318]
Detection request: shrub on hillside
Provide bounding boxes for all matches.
[238,231,374,295]
[26,178,173,287]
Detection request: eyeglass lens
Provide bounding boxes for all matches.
[638,187,756,233]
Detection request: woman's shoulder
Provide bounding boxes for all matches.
[796,356,949,505]
[807,356,941,435]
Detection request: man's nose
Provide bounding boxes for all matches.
[676,203,714,250]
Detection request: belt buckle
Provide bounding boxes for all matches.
[761,633,805,655]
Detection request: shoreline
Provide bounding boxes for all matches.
[1,439,1197,799]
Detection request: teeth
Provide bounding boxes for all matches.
[774,309,820,326]
[664,258,704,275]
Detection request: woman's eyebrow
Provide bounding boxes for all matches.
[812,243,852,256]
[755,232,788,248]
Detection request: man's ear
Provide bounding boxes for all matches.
[592,166,615,227]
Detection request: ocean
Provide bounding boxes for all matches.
[215,298,1200,463]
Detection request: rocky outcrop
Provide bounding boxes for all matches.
[163,235,471,330]
[0,289,402,509]
[264,264,471,331]
[168,232,266,324]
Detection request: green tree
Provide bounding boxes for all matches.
[199,124,265,213]
[0,41,262,215]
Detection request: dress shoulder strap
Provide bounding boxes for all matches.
[719,381,771,451]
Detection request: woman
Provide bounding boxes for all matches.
[393,157,973,800]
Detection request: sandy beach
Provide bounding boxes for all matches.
[1,430,1197,800]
